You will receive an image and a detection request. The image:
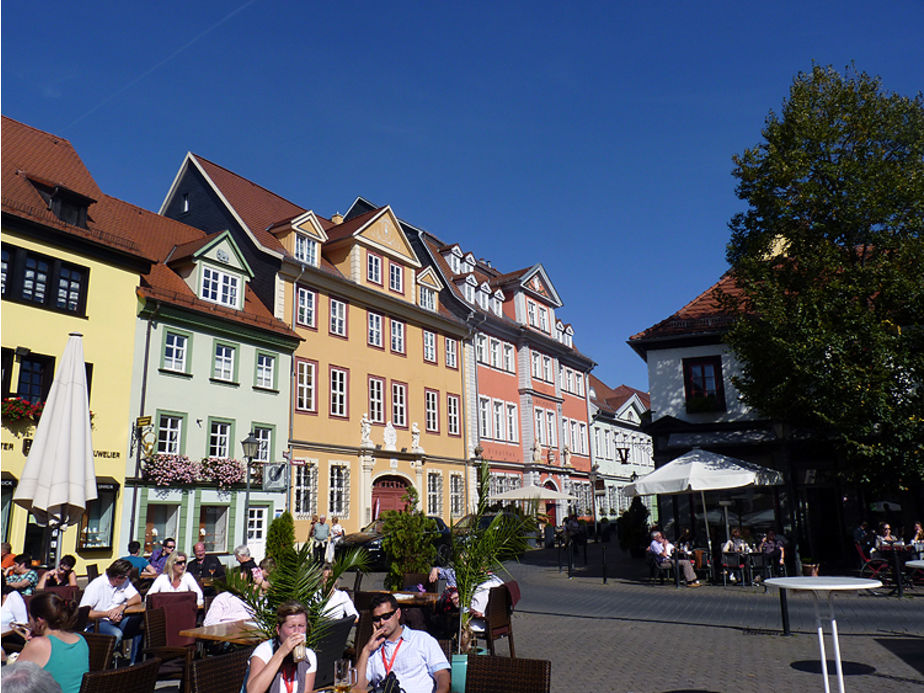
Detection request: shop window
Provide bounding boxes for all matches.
[77,484,116,550]
[198,505,229,553]
[144,504,179,554]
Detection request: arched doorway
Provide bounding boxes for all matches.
[372,475,412,519]
[544,480,559,526]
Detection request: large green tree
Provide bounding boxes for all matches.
[722,64,924,491]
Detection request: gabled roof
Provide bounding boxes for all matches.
[2,116,152,261]
[324,207,383,243]
[589,374,651,415]
[162,153,308,257]
[629,273,742,347]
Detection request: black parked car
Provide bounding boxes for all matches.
[336,515,452,570]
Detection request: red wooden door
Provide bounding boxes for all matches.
[372,476,410,517]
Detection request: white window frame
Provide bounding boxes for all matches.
[330,367,348,417]
[329,464,350,517]
[296,287,316,327]
[447,394,460,436]
[296,360,316,412]
[476,334,487,364]
[546,411,557,447]
[330,298,346,336]
[295,234,318,266]
[390,320,405,354]
[368,312,383,347]
[538,306,549,332]
[531,352,541,378]
[445,338,458,368]
[392,382,407,427]
[425,390,439,432]
[157,414,183,454]
[201,267,240,308]
[293,462,318,518]
[209,420,231,458]
[368,377,385,423]
[427,472,443,516]
[389,263,403,293]
[503,344,514,372]
[256,352,275,389]
[450,473,464,516]
[490,339,501,369]
[535,409,545,446]
[527,301,537,327]
[543,356,553,382]
[253,426,272,462]
[479,396,491,438]
[164,332,187,372]
[493,400,505,442]
[420,285,436,311]
[423,331,437,363]
[367,253,382,284]
[506,404,518,442]
[213,343,235,381]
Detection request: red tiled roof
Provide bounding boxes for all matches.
[2,117,151,260]
[168,233,221,264]
[324,207,383,243]
[629,273,742,342]
[589,374,651,413]
[192,154,305,255]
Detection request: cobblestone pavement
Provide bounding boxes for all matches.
[499,543,924,692]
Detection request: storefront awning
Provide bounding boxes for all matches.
[95,476,120,491]
[1,471,18,488]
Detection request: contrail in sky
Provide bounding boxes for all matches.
[63,0,260,131]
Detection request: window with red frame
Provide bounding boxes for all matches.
[682,356,726,413]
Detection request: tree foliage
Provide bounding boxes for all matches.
[265,511,296,564]
[722,64,924,490]
[381,486,437,590]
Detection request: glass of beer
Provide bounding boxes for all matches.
[292,634,308,663]
[334,659,357,692]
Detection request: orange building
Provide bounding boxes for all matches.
[160,161,470,536]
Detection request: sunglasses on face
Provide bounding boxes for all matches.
[175,560,186,565]
[165,545,176,550]
[371,609,397,624]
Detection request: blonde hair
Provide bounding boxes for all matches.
[165,550,188,576]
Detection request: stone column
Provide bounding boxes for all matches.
[360,452,375,524]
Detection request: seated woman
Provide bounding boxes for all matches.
[246,601,316,693]
[875,523,900,550]
[15,591,88,693]
[36,555,78,590]
[318,564,358,622]
[722,528,748,583]
[1,583,29,658]
[147,550,204,606]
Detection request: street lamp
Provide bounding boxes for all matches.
[241,432,260,543]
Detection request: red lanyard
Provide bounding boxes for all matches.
[381,639,403,675]
[282,664,296,693]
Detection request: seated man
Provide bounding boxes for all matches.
[141,537,175,577]
[318,564,358,622]
[650,532,701,587]
[79,559,143,663]
[203,590,255,626]
[233,545,258,579]
[187,542,225,594]
[356,593,450,693]
[467,573,504,634]
[120,541,149,574]
[5,555,38,596]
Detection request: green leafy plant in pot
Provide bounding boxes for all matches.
[222,541,367,648]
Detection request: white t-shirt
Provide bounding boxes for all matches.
[321,589,358,621]
[79,575,140,614]
[250,639,317,693]
[147,572,204,605]
[468,575,503,633]
[1,590,27,632]
[203,592,254,626]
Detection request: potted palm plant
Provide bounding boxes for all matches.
[449,460,532,691]
[223,541,367,648]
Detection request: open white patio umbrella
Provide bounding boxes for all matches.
[13,333,96,562]
[622,448,783,554]
[488,483,576,502]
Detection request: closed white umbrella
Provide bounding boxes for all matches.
[623,448,783,554]
[13,333,96,560]
[488,483,576,502]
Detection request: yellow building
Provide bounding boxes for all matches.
[160,155,472,538]
[1,117,153,568]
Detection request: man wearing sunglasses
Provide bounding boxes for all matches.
[142,538,176,577]
[355,593,449,693]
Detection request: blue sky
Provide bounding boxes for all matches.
[3,2,922,390]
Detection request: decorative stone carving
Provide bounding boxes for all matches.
[384,421,397,451]
[411,422,424,453]
[360,414,373,448]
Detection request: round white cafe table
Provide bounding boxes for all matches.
[765,577,881,693]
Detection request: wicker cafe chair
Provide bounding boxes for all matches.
[190,646,252,693]
[475,584,515,657]
[143,606,195,693]
[78,657,162,693]
[86,564,100,582]
[83,632,117,671]
[402,572,437,593]
[313,616,358,689]
[464,655,551,693]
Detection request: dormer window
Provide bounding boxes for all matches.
[420,285,436,311]
[446,252,461,274]
[492,294,503,316]
[478,287,489,310]
[295,233,318,266]
[32,182,92,229]
[201,266,240,308]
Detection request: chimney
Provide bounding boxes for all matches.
[331,212,344,224]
